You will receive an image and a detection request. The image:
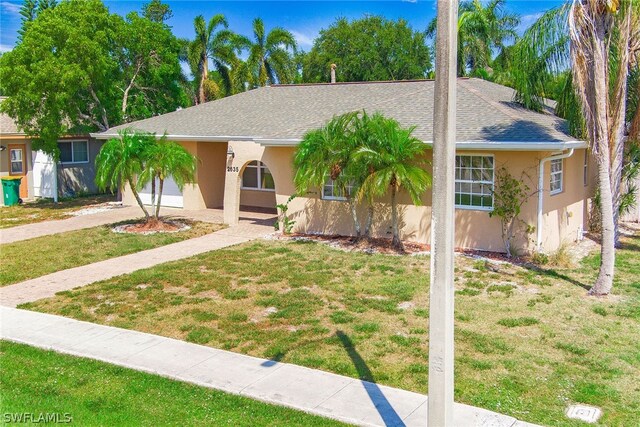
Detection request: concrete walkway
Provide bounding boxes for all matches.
[0,221,272,307]
[0,205,142,244]
[0,307,538,427]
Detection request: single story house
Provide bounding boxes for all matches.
[95,78,594,254]
[0,97,103,204]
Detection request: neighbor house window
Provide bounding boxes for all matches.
[550,158,563,195]
[59,141,88,164]
[322,176,353,201]
[242,161,274,191]
[455,155,494,210]
[10,148,24,174]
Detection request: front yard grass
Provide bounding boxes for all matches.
[0,221,223,286]
[0,194,116,228]
[22,234,640,426]
[0,341,343,426]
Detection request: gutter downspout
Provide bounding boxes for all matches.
[536,149,574,252]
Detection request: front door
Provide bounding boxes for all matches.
[8,144,27,199]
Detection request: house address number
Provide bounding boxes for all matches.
[227,166,239,173]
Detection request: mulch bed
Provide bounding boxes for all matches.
[112,219,190,235]
[281,233,429,255]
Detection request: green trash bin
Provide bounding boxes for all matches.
[2,177,22,206]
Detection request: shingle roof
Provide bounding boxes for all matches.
[99,78,577,144]
[0,97,24,135]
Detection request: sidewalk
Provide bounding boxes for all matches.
[0,205,142,244]
[0,223,271,307]
[0,307,539,427]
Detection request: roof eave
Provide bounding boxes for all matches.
[257,138,587,150]
[91,133,259,142]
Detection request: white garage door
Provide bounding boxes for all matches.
[139,177,183,208]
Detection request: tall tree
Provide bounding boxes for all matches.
[17,0,56,41]
[302,16,431,83]
[238,18,297,87]
[0,0,185,159]
[188,14,239,104]
[426,0,519,77]
[142,0,172,23]
[512,0,637,295]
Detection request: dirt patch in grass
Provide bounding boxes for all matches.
[22,234,640,426]
[112,219,190,234]
[276,233,429,254]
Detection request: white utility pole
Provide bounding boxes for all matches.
[428,0,458,426]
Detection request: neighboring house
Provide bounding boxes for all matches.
[0,97,103,204]
[95,78,594,254]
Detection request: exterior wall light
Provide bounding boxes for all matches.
[227,146,235,159]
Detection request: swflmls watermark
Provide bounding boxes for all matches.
[2,413,73,424]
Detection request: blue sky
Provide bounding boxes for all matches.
[1,0,565,54]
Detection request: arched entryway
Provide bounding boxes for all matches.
[239,160,277,214]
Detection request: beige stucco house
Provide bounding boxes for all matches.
[0,98,104,204]
[95,78,593,254]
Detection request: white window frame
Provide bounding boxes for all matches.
[321,176,353,201]
[59,140,89,164]
[455,154,494,211]
[9,148,24,174]
[550,158,563,195]
[241,160,275,192]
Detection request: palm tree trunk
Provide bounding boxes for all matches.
[391,186,402,250]
[151,177,156,212]
[155,178,164,219]
[348,195,361,239]
[128,178,150,221]
[364,202,374,239]
[198,55,208,104]
[591,155,616,295]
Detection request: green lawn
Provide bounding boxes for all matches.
[0,341,343,426]
[21,234,640,426]
[0,221,224,286]
[0,194,116,228]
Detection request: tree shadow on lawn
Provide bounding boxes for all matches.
[336,330,406,427]
[522,264,591,291]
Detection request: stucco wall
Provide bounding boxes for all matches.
[57,139,103,196]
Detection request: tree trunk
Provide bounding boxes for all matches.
[156,178,164,219]
[150,176,156,213]
[128,178,150,221]
[591,155,616,295]
[391,186,403,250]
[198,55,208,104]
[348,195,361,239]
[364,202,374,239]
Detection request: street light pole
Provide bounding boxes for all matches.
[428,0,458,426]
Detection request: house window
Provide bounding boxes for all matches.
[10,148,24,174]
[322,176,353,201]
[241,161,274,191]
[455,155,494,210]
[583,150,588,187]
[550,158,563,195]
[59,141,89,164]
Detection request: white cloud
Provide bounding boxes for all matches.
[0,1,21,16]
[517,12,543,35]
[290,30,315,50]
[402,0,418,3]
[0,44,14,53]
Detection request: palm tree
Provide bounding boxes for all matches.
[95,130,155,221]
[139,136,197,219]
[293,113,362,237]
[238,18,297,87]
[356,117,431,250]
[426,0,520,77]
[511,0,637,295]
[188,14,239,104]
